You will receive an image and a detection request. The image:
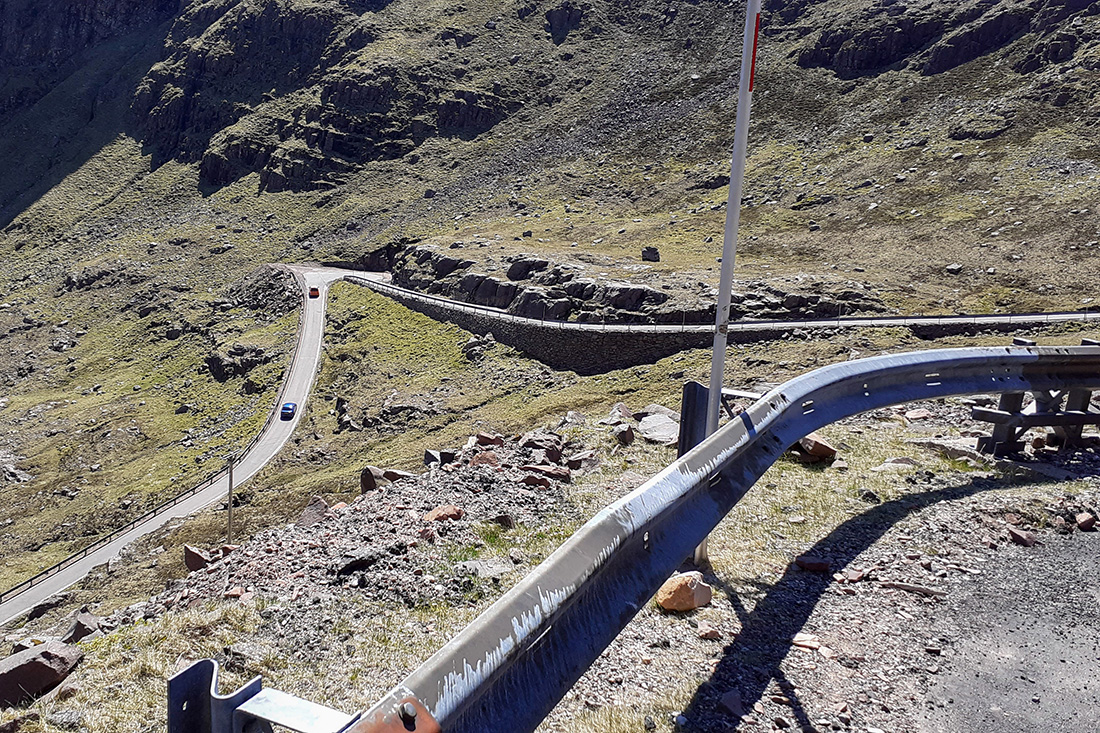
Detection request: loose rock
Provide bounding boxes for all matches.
[655,571,713,611]
[696,620,723,640]
[60,611,101,645]
[796,555,831,573]
[476,432,505,447]
[797,432,838,461]
[359,465,386,491]
[613,423,635,445]
[184,545,211,572]
[424,504,465,522]
[637,414,679,445]
[1008,526,1037,547]
[520,464,571,482]
[296,496,330,528]
[424,449,457,466]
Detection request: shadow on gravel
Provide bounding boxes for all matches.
[679,473,1060,732]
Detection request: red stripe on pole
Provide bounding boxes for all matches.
[748,13,761,92]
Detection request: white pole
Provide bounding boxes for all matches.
[698,0,763,566]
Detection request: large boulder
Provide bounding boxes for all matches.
[0,641,83,706]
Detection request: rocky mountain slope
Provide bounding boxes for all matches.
[1,0,1099,727]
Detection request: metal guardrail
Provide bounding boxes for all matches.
[0,270,310,608]
[350,274,1100,335]
[169,345,1100,733]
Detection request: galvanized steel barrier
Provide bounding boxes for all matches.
[169,345,1100,733]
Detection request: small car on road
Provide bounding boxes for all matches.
[280,402,297,420]
[308,287,320,298]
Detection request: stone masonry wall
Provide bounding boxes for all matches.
[351,277,716,374]
[349,277,1069,374]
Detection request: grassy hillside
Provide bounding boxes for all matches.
[1,0,1098,615]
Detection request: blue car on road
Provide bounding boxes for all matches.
[280,402,297,420]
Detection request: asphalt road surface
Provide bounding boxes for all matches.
[921,528,1100,731]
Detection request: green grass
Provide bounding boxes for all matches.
[0,299,299,591]
[2,4,1100,726]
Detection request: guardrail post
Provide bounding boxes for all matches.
[677,381,712,566]
[1056,387,1092,448]
[227,456,235,544]
[677,381,710,458]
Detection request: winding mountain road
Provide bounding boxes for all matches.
[0,266,381,626]
[2,264,1096,626]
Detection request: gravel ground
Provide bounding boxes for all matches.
[540,397,1100,733]
[139,429,583,615]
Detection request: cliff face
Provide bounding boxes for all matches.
[0,0,175,65]
[0,0,177,123]
[795,0,1098,92]
[3,0,1098,201]
[130,0,535,192]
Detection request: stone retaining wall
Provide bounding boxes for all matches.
[350,277,718,373]
[348,277,1075,374]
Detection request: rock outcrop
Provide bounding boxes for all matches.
[797,0,1096,79]
[0,0,177,123]
[225,266,301,319]
[130,0,524,192]
[390,245,889,324]
[205,344,271,382]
